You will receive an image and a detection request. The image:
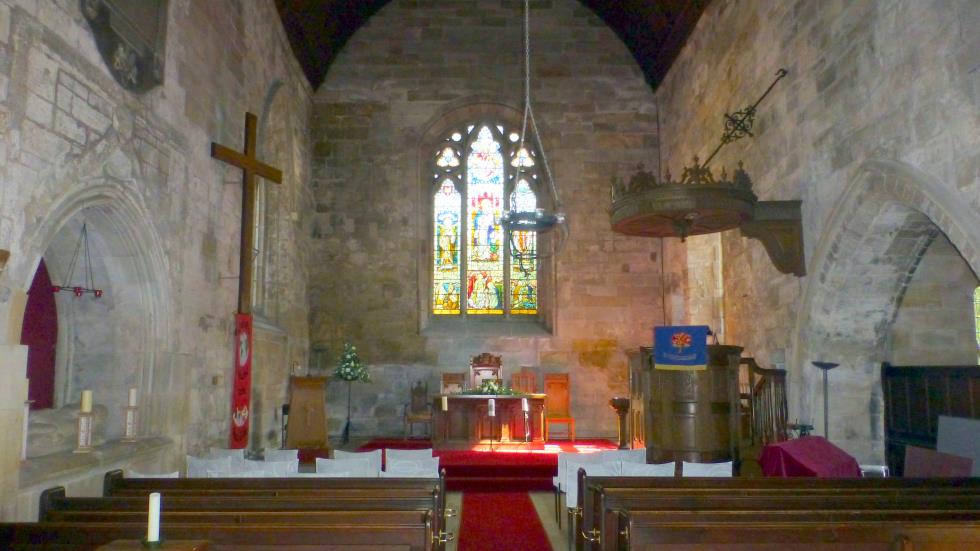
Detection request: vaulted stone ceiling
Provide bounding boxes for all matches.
[275,0,709,90]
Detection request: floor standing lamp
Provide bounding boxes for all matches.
[811,361,840,439]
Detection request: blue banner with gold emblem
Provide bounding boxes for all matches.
[654,325,709,370]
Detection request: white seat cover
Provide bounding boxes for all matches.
[555,451,602,492]
[334,449,383,473]
[386,456,440,475]
[128,470,179,479]
[264,449,299,462]
[315,457,379,477]
[565,459,621,511]
[681,461,733,477]
[385,448,433,466]
[209,469,265,478]
[599,448,647,464]
[619,461,675,477]
[186,455,232,478]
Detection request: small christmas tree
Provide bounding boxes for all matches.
[334,343,370,382]
[334,342,369,444]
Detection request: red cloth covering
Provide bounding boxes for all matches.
[760,436,862,477]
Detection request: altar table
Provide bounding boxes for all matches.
[760,436,861,478]
[433,394,545,444]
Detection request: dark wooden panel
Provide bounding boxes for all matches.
[881,363,980,476]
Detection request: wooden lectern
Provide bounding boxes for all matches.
[285,376,328,449]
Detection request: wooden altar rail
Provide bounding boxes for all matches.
[740,357,788,445]
[576,475,980,551]
[574,475,980,551]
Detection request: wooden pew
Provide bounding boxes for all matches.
[575,473,980,551]
[0,520,434,550]
[100,468,453,547]
[16,469,457,551]
[619,517,980,550]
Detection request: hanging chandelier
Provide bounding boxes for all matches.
[51,223,104,298]
[500,0,566,265]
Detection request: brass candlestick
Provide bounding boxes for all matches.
[811,361,839,440]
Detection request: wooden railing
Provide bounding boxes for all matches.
[740,357,789,445]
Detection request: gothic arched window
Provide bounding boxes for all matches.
[974,286,980,361]
[431,123,540,317]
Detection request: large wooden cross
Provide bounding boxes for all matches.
[211,112,282,314]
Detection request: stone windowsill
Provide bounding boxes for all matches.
[19,436,174,489]
[421,316,553,337]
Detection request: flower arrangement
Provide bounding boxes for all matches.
[333,343,370,382]
[457,378,521,396]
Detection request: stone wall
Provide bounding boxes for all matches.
[0,0,311,519]
[310,0,665,438]
[889,233,979,365]
[656,0,980,461]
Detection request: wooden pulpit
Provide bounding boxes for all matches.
[285,376,328,449]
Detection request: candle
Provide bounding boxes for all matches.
[80,390,92,413]
[147,492,161,542]
[488,398,495,417]
[128,388,138,407]
[522,397,529,412]
[441,395,448,411]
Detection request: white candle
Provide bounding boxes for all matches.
[441,395,448,411]
[80,390,92,413]
[147,492,161,542]
[488,398,495,417]
[128,388,138,407]
[522,397,529,412]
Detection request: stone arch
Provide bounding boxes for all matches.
[14,139,175,446]
[791,159,980,462]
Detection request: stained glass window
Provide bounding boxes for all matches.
[974,286,980,361]
[510,179,538,314]
[431,122,540,317]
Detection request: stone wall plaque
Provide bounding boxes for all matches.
[81,0,168,92]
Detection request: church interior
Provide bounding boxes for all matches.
[0,0,978,548]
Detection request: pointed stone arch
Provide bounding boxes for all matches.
[14,133,175,442]
[791,159,980,462]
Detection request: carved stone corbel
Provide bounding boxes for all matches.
[739,201,805,276]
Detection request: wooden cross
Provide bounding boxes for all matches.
[210,112,282,314]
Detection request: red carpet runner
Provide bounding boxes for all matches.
[358,438,617,491]
[458,492,552,551]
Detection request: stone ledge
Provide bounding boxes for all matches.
[422,317,553,337]
[19,436,173,489]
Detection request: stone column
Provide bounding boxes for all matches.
[0,344,29,520]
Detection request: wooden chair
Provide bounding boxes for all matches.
[510,366,537,394]
[544,373,575,441]
[470,352,501,388]
[403,381,432,439]
[440,372,466,394]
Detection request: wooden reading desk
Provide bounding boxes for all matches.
[433,394,545,444]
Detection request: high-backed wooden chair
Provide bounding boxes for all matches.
[544,373,575,441]
[440,372,466,394]
[404,381,432,439]
[511,366,537,394]
[470,352,502,388]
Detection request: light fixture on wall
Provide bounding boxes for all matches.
[609,68,807,277]
[51,223,104,298]
[500,0,567,266]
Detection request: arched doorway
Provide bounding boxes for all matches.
[794,160,980,462]
[21,259,57,410]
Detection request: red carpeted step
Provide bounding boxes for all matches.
[458,492,552,551]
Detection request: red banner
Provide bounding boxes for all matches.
[229,313,252,448]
